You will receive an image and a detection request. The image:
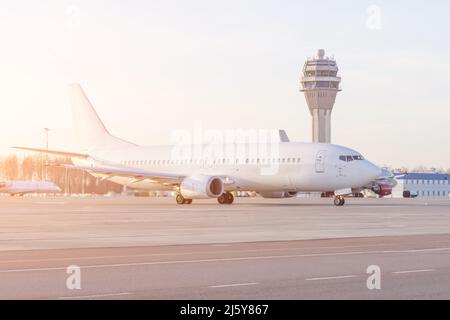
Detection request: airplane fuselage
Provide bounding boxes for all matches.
[74,142,381,193]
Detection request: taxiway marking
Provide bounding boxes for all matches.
[209,282,258,288]
[306,275,357,281]
[57,292,132,299]
[1,247,449,274]
[393,269,435,274]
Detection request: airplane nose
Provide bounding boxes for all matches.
[366,162,382,180]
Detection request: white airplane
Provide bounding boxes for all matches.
[0,180,61,196]
[15,84,382,206]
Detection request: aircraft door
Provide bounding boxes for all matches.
[315,150,327,173]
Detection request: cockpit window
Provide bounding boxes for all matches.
[339,155,365,162]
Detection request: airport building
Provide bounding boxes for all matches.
[393,173,450,198]
[300,49,341,143]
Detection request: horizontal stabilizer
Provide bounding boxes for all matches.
[13,146,89,159]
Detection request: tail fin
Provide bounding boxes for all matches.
[278,129,290,142]
[68,84,136,150]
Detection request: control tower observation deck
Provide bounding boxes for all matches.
[300,49,341,143]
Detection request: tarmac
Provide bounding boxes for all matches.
[0,196,449,299]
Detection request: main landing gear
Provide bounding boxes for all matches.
[217,192,234,204]
[176,193,192,205]
[334,196,345,206]
[175,192,234,205]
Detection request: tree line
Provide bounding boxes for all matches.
[1,154,448,194]
[0,154,123,194]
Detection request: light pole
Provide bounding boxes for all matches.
[44,128,50,180]
[44,128,50,150]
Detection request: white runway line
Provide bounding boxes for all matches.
[33,202,66,205]
[0,243,400,265]
[393,269,435,274]
[1,247,450,274]
[209,282,258,288]
[356,206,414,208]
[57,292,132,299]
[306,275,357,281]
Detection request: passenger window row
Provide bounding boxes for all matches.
[120,157,302,166]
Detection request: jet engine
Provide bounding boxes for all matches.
[371,183,392,197]
[180,175,224,199]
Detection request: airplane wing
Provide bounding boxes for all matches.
[374,168,400,180]
[13,146,89,159]
[60,164,184,185]
[13,146,230,186]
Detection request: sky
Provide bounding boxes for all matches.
[0,0,449,169]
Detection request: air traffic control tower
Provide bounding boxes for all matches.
[300,49,341,143]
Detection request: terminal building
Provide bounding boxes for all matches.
[393,173,450,198]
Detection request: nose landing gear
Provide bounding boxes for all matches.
[334,196,345,206]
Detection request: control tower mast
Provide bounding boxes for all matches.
[300,49,341,143]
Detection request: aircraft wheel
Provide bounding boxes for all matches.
[185,199,192,204]
[176,194,185,205]
[334,196,345,206]
[225,192,234,204]
[217,194,227,204]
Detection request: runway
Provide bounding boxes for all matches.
[1,196,450,251]
[0,196,450,299]
[2,234,450,299]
